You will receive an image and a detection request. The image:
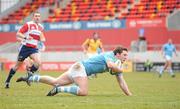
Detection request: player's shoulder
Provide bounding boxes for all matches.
[38,23,44,28]
[86,38,90,41]
[89,38,94,42]
[163,43,168,47]
[97,39,102,42]
[20,21,30,27]
[95,39,102,43]
[103,51,114,59]
[104,51,114,56]
[26,21,33,24]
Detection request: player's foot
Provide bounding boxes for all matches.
[171,75,175,78]
[16,72,33,86]
[27,71,33,77]
[5,82,10,89]
[159,74,162,78]
[88,74,97,79]
[47,86,59,96]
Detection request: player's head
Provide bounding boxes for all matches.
[113,46,128,63]
[33,11,41,23]
[92,32,99,40]
[168,39,172,44]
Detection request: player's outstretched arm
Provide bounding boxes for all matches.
[81,39,89,54]
[116,74,132,96]
[40,33,46,42]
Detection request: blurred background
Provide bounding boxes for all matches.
[0,0,180,72]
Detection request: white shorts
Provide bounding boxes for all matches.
[86,53,98,58]
[67,62,87,80]
[165,55,172,61]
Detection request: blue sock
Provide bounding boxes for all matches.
[29,75,40,82]
[57,85,80,95]
[6,68,16,83]
[30,64,39,73]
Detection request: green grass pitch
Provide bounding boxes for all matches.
[0,71,180,109]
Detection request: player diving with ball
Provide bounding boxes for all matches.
[17,46,132,96]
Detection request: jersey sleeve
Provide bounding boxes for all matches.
[104,54,114,62]
[38,23,44,31]
[19,23,28,33]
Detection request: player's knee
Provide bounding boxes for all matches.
[13,65,21,71]
[12,67,18,71]
[34,62,41,67]
[78,89,88,96]
[51,79,60,86]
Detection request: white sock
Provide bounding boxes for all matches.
[168,69,174,75]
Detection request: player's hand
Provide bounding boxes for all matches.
[127,92,132,96]
[27,36,33,40]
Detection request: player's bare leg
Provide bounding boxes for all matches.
[17,71,73,86]
[167,61,175,77]
[40,72,74,86]
[29,53,41,73]
[73,77,88,96]
[159,61,169,77]
[47,62,88,96]
[47,76,88,96]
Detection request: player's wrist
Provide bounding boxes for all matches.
[127,92,132,96]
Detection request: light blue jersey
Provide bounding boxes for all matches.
[82,52,119,76]
[163,43,176,57]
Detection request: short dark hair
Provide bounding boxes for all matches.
[113,46,128,55]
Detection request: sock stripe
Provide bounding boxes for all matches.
[29,75,40,82]
[57,85,80,95]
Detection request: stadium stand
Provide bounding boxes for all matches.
[1,0,179,23]
[45,0,133,22]
[0,0,180,52]
[121,0,180,19]
[0,0,55,24]
[0,0,180,67]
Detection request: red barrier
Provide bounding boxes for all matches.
[3,62,75,72]
[1,19,180,49]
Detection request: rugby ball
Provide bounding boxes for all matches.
[109,60,122,75]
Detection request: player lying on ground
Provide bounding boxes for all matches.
[17,46,132,96]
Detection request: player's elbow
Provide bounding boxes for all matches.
[16,32,22,38]
[41,38,46,42]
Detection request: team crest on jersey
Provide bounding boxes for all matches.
[30,24,37,30]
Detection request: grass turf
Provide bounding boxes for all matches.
[0,71,180,109]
